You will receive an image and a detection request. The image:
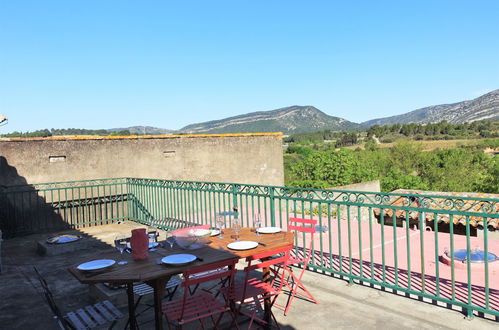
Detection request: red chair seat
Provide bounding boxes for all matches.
[162,291,227,324]
[161,258,238,328]
[225,246,292,329]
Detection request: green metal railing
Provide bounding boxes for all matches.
[0,178,128,237]
[1,177,498,319]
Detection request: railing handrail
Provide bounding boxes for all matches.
[0,178,128,192]
[124,177,499,204]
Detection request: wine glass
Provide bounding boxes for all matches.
[216,216,225,239]
[147,226,158,251]
[114,235,128,265]
[165,231,175,250]
[232,218,241,241]
[254,213,262,236]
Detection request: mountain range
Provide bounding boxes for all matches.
[180,106,360,134]
[111,89,498,135]
[107,126,175,135]
[361,89,499,127]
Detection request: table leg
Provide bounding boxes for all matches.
[126,282,137,330]
[146,277,169,330]
[262,265,272,330]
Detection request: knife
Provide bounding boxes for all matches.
[258,242,267,247]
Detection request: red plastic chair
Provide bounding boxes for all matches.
[276,217,319,315]
[162,257,239,329]
[222,245,292,329]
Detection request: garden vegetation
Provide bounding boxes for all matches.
[285,124,498,193]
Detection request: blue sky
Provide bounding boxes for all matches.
[1,1,498,132]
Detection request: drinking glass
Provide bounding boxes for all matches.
[254,213,262,236]
[216,216,225,239]
[114,235,128,265]
[165,231,175,249]
[147,226,158,251]
[232,218,241,241]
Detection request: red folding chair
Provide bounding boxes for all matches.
[276,217,319,315]
[222,245,292,329]
[162,257,239,329]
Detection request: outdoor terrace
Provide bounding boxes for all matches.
[1,178,498,329]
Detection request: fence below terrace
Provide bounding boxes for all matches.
[0,178,128,237]
[0,177,498,320]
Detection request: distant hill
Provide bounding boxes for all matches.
[107,126,175,135]
[362,90,499,127]
[179,106,361,134]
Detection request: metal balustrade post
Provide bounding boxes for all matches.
[269,186,276,227]
[232,184,239,220]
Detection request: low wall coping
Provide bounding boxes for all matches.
[0,132,283,142]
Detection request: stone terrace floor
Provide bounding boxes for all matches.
[1,221,498,330]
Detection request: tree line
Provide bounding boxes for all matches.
[1,128,133,138]
[367,120,498,140]
[285,140,498,193]
[284,121,498,146]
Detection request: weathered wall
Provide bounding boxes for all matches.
[330,180,381,193]
[0,133,284,186]
[329,180,381,223]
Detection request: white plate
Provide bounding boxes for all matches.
[210,229,221,236]
[47,234,82,244]
[192,229,211,237]
[227,241,259,250]
[257,227,282,234]
[77,259,116,271]
[127,242,159,249]
[161,254,197,266]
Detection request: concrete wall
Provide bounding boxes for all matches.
[330,180,381,193]
[0,133,284,186]
[329,180,381,222]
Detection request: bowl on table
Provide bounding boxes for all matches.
[174,229,211,250]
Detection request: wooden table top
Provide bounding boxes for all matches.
[209,227,294,258]
[68,227,294,284]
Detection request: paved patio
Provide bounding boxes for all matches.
[1,221,498,329]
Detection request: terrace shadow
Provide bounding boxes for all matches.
[290,247,499,321]
[0,156,69,238]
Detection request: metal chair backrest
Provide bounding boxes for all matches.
[244,245,292,272]
[147,230,159,242]
[33,267,74,330]
[180,257,238,320]
[115,237,130,243]
[241,245,292,301]
[183,258,237,287]
[289,217,317,265]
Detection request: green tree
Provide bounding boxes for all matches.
[421,149,493,192]
[364,138,377,151]
[479,157,499,193]
[287,149,376,188]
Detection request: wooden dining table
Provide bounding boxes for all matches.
[68,227,294,330]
